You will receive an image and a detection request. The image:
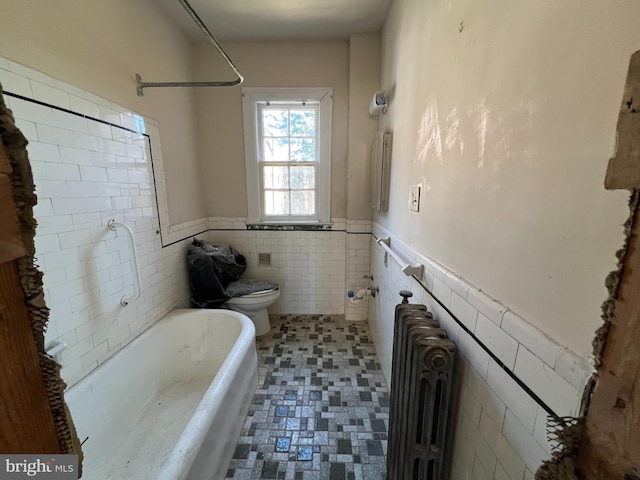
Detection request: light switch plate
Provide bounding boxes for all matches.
[409,185,421,212]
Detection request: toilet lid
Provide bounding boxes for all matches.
[226,278,279,298]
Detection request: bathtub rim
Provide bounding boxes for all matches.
[156,308,256,480]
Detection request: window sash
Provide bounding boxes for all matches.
[257,103,319,220]
[242,87,332,225]
[260,161,318,218]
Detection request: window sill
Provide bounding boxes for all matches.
[246,221,333,231]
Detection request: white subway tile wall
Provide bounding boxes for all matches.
[1,59,192,388]
[369,221,593,479]
[345,220,372,321]
[201,218,373,317]
[204,227,347,315]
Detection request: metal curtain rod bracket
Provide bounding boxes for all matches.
[136,0,243,96]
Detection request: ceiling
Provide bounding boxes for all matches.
[157,0,392,42]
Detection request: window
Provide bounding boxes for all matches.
[242,87,332,224]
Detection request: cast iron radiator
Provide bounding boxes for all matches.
[386,290,457,480]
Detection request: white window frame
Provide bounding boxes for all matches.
[242,87,332,224]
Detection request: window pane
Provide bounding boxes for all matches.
[263,137,289,162]
[290,190,315,215]
[289,109,315,136]
[263,166,289,189]
[264,190,290,215]
[263,109,288,136]
[289,166,315,190]
[290,138,315,162]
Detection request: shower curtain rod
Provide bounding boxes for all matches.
[136,0,243,96]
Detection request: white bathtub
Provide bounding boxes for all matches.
[65,309,258,480]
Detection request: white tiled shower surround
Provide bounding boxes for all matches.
[0,58,197,388]
[369,221,594,479]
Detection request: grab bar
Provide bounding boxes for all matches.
[136,0,243,96]
[377,237,424,278]
[108,219,142,306]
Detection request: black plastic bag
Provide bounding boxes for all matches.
[187,240,247,308]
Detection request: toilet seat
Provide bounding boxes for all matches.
[225,288,280,306]
[236,288,279,299]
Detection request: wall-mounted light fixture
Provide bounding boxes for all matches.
[369,90,387,115]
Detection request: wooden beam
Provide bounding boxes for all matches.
[605,50,640,190]
[0,260,61,453]
[578,203,640,478]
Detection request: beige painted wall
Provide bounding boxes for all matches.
[0,0,205,224]
[194,40,349,218]
[378,0,640,355]
[347,33,381,220]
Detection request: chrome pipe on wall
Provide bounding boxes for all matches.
[135,0,243,96]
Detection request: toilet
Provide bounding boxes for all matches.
[187,239,280,336]
[225,288,280,336]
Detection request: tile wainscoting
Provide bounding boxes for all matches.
[206,218,372,320]
[368,221,594,479]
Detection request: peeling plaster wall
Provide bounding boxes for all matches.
[376,0,640,355]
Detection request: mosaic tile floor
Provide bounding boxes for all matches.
[225,315,390,480]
